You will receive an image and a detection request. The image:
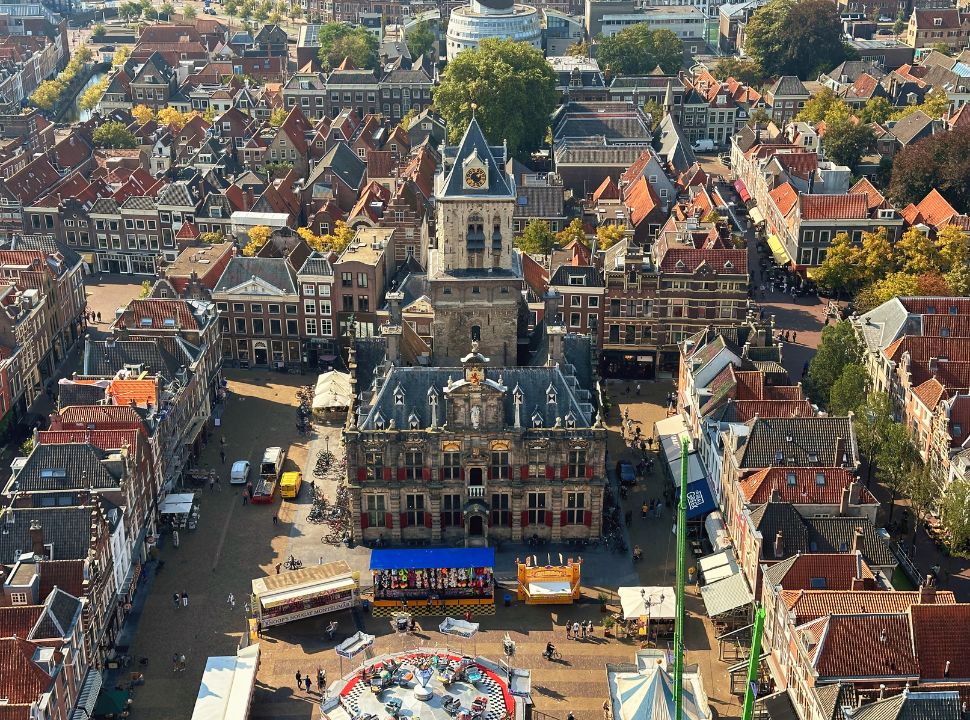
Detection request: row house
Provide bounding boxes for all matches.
[548,265,604,338]
[905,9,970,52]
[156,242,236,300]
[297,253,339,368]
[89,197,167,275]
[126,52,178,111]
[333,227,394,340]
[0,274,55,413]
[600,240,660,379]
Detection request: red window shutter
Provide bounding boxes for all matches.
[400,512,408,529]
[385,512,394,528]
[383,467,392,482]
[521,510,530,527]
[357,467,367,482]
[520,465,528,480]
[424,512,432,528]
[439,468,445,481]
[560,510,567,526]
[545,466,553,480]
[397,467,405,481]
[360,512,369,530]
[422,467,431,481]
[460,467,465,481]
[545,510,553,527]
[584,510,592,527]
[586,465,594,479]
[487,466,492,481]
[560,465,568,480]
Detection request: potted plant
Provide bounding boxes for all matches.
[597,592,608,612]
[603,616,615,637]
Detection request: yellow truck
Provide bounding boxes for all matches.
[279,471,303,499]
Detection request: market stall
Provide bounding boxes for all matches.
[251,561,358,628]
[618,586,676,643]
[313,370,352,417]
[516,557,582,604]
[369,548,494,615]
[159,493,198,530]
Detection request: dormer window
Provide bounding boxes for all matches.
[807,452,819,464]
[374,412,385,430]
[546,385,557,404]
[532,411,543,428]
[774,450,784,463]
[393,384,405,405]
[408,412,420,430]
[565,412,576,429]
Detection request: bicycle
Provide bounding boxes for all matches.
[542,648,562,661]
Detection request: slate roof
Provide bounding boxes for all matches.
[156,181,196,207]
[769,75,810,98]
[12,443,120,492]
[806,516,896,567]
[213,256,298,294]
[0,507,98,564]
[653,114,696,174]
[848,690,962,720]
[32,588,81,640]
[750,501,810,559]
[298,253,334,277]
[440,118,514,198]
[549,265,603,288]
[736,416,858,468]
[82,338,188,379]
[309,141,367,191]
[890,110,936,145]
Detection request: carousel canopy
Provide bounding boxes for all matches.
[611,666,706,720]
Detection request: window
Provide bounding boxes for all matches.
[570,313,581,327]
[491,493,511,527]
[443,451,461,480]
[303,283,315,295]
[365,494,386,526]
[234,318,246,334]
[319,301,332,315]
[268,304,280,314]
[357,273,368,288]
[490,451,510,479]
[250,304,262,314]
[528,446,544,478]
[571,295,582,307]
[527,492,547,525]
[568,449,587,478]
[216,302,228,312]
[270,318,282,335]
[358,296,370,312]
[9,592,27,605]
[565,492,586,524]
[342,272,353,287]
[286,319,298,335]
[343,296,354,311]
[233,303,245,313]
[405,450,423,480]
[589,296,599,308]
[304,301,316,315]
[305,318,317,335]
[252,318,264,335]
[405,494,425,526]
[442,494,462,527]
[365,450,383,480]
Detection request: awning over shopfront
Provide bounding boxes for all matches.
[700,573,754,618]
[70,669,103,720]
[159,493,195,515]
[734,180,751,203]
[767,235,792,266]
[667,454,706,488]
[749,207,765,225]
[698,549,740,585]
[656,415,693,461]
[704,512,732,552]
[676,478,718,520]
[191,644,259,720]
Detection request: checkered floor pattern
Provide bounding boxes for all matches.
[370,603,495,618]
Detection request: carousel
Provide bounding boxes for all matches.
[320,649,520,720]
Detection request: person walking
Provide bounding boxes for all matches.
[179,654,186,671]
[181,592,189,607]
[586,620,594,638]
[209,476,215,491]
[220,449,226,464]
[243,493,249,505]
[565,623,571,640]
[635,383,641,395]
[272,514,278,525]
[227,592,235,608]
[172,653,180,671]
[572,621,580,639]
[96,311,101,323]
[295,670,302,689]
[173,593,180,610]
[304,676,312,693]
[641,501,648,519]
[317,669,326,693]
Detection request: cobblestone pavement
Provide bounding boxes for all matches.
[82,274,146,339]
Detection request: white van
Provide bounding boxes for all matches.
[692,139,715,152]
[260,447,285,480]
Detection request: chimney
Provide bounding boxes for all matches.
[834,436,845,466]
[929,356,939,374]
[920,575,937,604]
[848,479,861,505]
[839,484,850,516]
[386,290,404,326]
[774,530,785,559]
[770,487,781,503]
[29,519,44,558]
[850,527,863,553]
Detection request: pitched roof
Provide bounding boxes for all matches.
[763,552,875,591]
[799,193,870,221]
[117,299,200,331]
[440,117,513,198]
[213,256,298,294]
[769,75,810,97]
[910,604,970,680]
[0,606,43,638]
[806,516,897,567]
[0,507,99,563]
[849,177,887,210]
[810,613,919,680]
[738,467,874,505]
[0,637,55,704]
[592,175,620,202]
[849,690,962,720]
[624,176,660,226]
[782,590,955,624]
[737,416,858,468]
[769,183,799,216]
[14,443,120,492]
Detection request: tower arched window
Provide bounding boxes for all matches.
[471,325,481,342]
[467,213,485,251]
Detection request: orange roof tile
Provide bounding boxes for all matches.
[624,176,660,226]
[912,377,945,409]
[117,299,199,331]
[739,467,875,505]
[799,193,870,221]
[767,553,874,591]
[768,183,799,216]
[592,176,620,203]
[731,399,814,421]
[107,379,158,407]
[910,604,970,680]
[784,589,955,623]
[849,177,887,210]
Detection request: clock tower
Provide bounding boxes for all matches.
[428,116,521,366]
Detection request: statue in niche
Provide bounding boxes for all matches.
[471,405,481,429]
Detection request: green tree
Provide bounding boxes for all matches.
[905,463,939,542]
[517,219,556,255]
[596,223,626,250]
[828,363,870,415]
[434,38,557,159]
[810,232,864,296]
[406,21,436,58]
[859,227,896,287]
[269,107,288,127]
[892,11,906,36]
[224,0,239,27]
[931,42,952,56]
[199,231,225,244]
[745,0,848,78]
[595,26,683,76]
[747,107,771,126]
[139,280,152,298]
[805,321,860,404]
[30,79,64,111]
[317,22,379,70]
[253,5,269,21]
[888,124,970,211]
[643,99,664,130]
[79,75,109,112]
[556,218,588,247]
[936,224,969,272]
[854,392,894,487]
[877,422,922,524]
[796,87,840,123]
[92,121,138,149]
[565,41,589,57]
[856,272,922,311]
[183,4,196,18]
[941,478,970,554]
[91,22,107,40]
[821,103,874,170]
[946,263,970,295]
[859,96,893,124]
[896,227,942,275]
[710,57,765,86]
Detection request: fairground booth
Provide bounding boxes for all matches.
[516,557,582,604]
[369,548,495,616]
[251,560,358,628]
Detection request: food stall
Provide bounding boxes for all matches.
[159,493,198,530]
[516,557,582,604]
[618,586,676,643]
[251,561,358,628]
[369,548,495,615]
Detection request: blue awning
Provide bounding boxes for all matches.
[369,548,495,570]
[677,479,718,520]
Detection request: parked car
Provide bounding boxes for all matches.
[230,460,251,484]
[616,460,637,486]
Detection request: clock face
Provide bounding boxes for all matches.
[465,167,487,189]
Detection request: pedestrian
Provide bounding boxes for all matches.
[295,670,302,689]
[272,514,278,525]
[220,449,226,464]
[586,620,594,638]
[310,479,316,494]
[243,493,249,505]
[276,562,282,574]
[96,311,101,323]
[572,621,580,639]
[635,383,641,395]
[792,331,797,343]
[227,592,235,608]
[580,622,587,639]
[256,620,262,637]
[641,502,648,519]
[209,476,215,491]
[220,436,226,447]
[246,481,253,498]
[182,591,188,607]
[567,711,575,720]
[603,700,611,719]
[656,501,663,519]
[179,654,186,671]
[173,592,180,610]
[172,652,180,671]
[304,676,312,693]
[317,669,325,693]
[566,623,571,640]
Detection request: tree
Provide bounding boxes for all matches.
[79,76,109,112]
[30,79,64,111]
[406,21,436,58]
[821,103,874,170]
[321,220,355,253]
[131,104,154,125]
[859,227,896,287]
[888,124,970,212]
[253,5,269,21]
[517,219,556,255]
[941,478,970,554]
[269,107,288,127]
[139,280,152,298]
[296,226,327,251]
[905,463,939,544]
[946,263,970,295]
[317,22,379,70]
[224,0,239,27]
[709,57,765,86]
[935,224,969,272]
[810,232,864,296]
[643,99,664,130]
[894,87,951,121]
[931,42,952,56]
[595,25,683,76]
[858,96,893,124]
[796,87,840,123]
[112,45,131,68]
[183,4,196,18]
[157,107,199,131]
[745,0,847,78]
[243,225,272,256]
[556,218,588,247]
[200,231,224,244]
[565,41,589,57]
[893,11,906,36]
[856,272,922,311]
[876,422,922,524]
[434,38,558,159]
[828,363,870,415]
[91,22,107,40]
[747,108,771,126]
[596,223,626,250]
[805,321,860,404]
[93,121,138,149]
[895,227,942,275]
[854,391,894,487]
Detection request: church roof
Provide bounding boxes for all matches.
[440,117,514,199]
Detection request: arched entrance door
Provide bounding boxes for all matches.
[468,515,484,536]
[254,341,268,366]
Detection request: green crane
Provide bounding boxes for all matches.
[674,435,689,720]
[741,606,766,720]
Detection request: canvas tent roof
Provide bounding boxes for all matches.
[313,370,353,410]
[618,587,676,620]
[609,665,709,720]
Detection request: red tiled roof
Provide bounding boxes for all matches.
[0,637,55,703]
[521,251,549,295]
[107,379,158,407]
[592,176,619,203]
[624,176,660,226]
[920,314,970,337]
[902,189,962,229]
[175,221,199,241]
[901,298,970,315]
[884,336,970,363]
[812,613,919,680]
[38,560,85,599]
[279,106,310,154]
[739,467,875,504]
[799,193,870,221]
[734,370,767,400]
[6,156,62,205]
[773,152,818,181]
[769,183,799,216]
[0,250,47,271]
[657,247,747,274]
[56,405,145,427]
[912,377,945,409]
[731,399,814,421]
[784,590,955,624]
[37,428,140,451]
[118,299,199,331]
[619,150,653,186]
[769,553,875,591]
[0,606,43,638]
[849,177,887,210]
[910,604,970,680]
